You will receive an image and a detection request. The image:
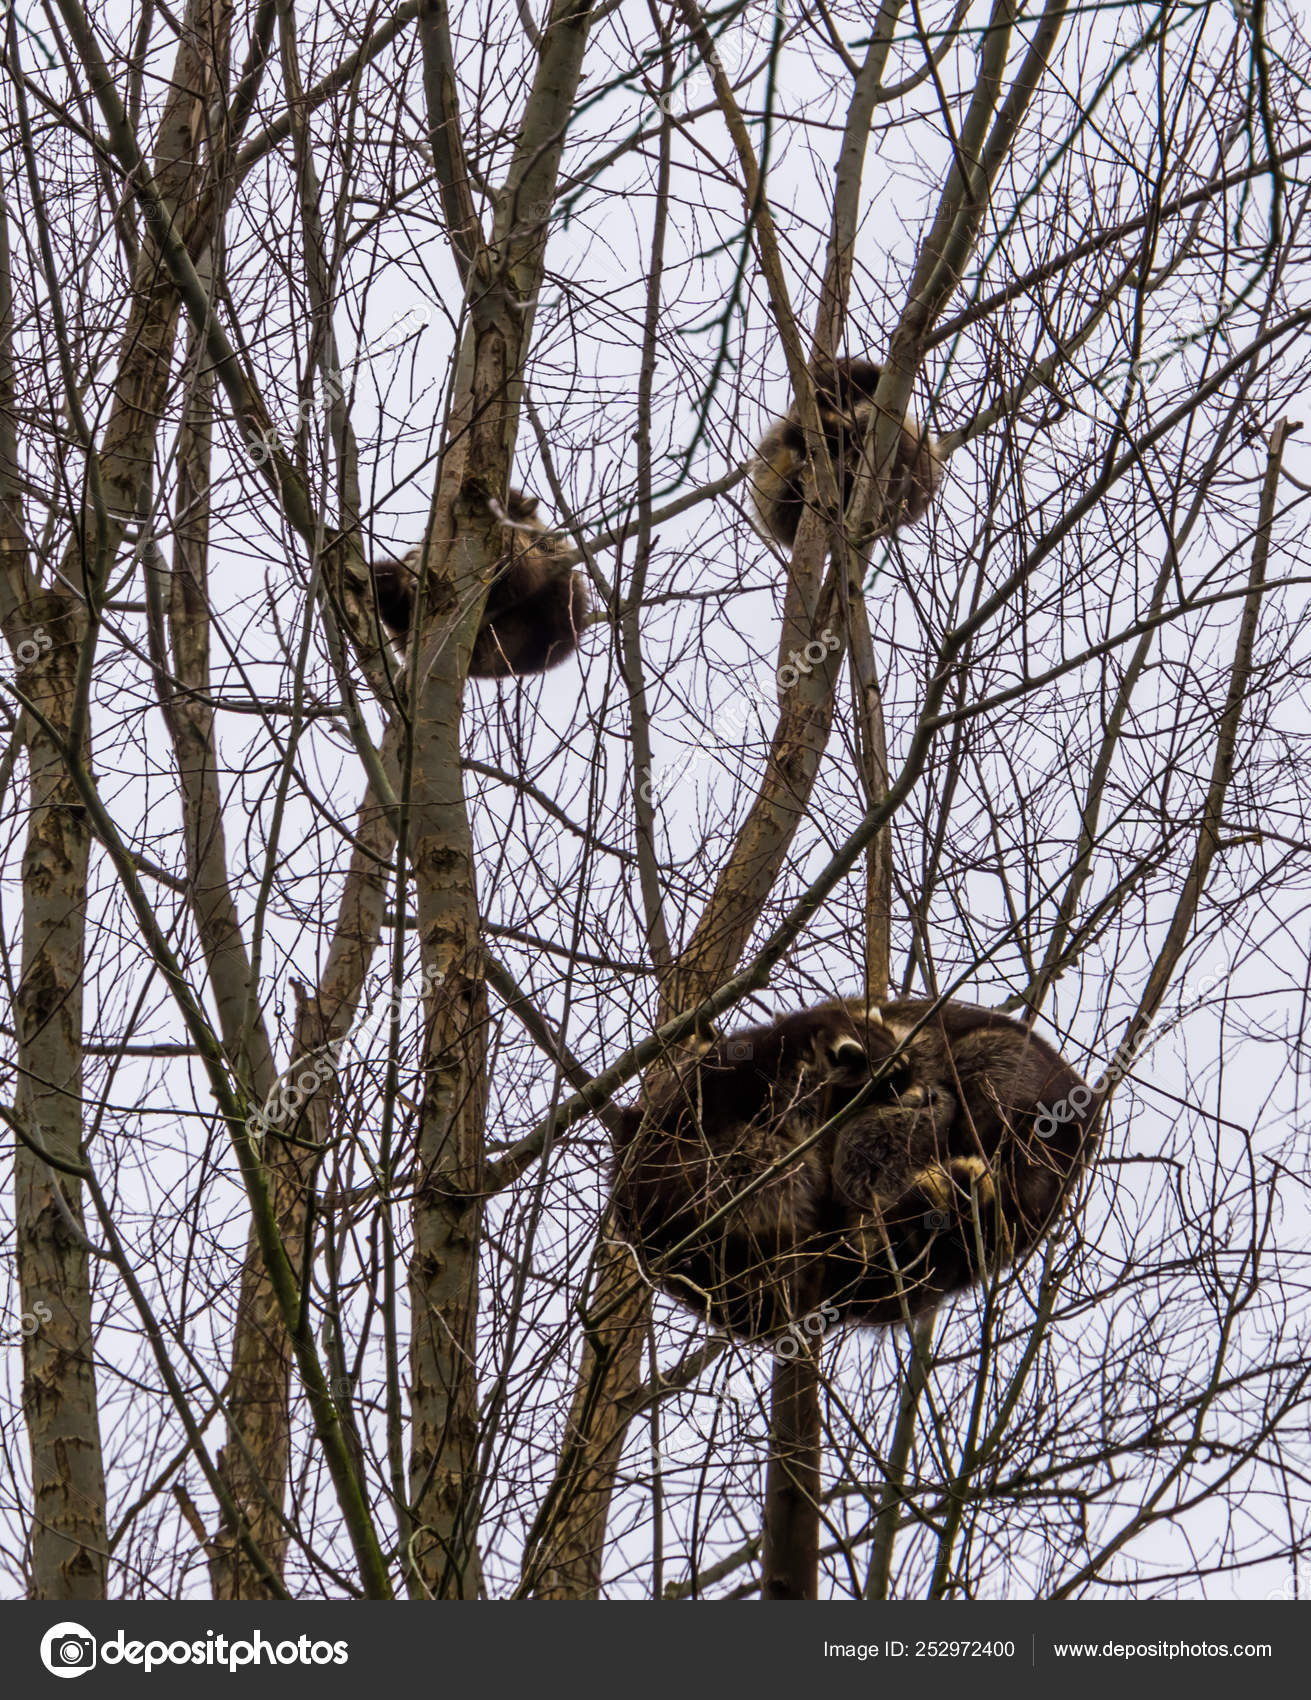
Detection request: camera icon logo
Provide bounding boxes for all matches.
[40,1622,97,1678]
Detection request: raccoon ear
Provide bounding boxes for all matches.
[826,1035,867,1073]
[842,999,888,1031]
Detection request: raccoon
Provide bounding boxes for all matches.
[610,1003,925,1340]
[368,489,590,679]
[825,998,1094,1327]
[748,357,944,550]
[610,998,1094,1342]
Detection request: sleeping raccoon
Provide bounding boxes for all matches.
[825,998,1094,1328]
[748,357,944,550]
[368,489,590,678]
[610,1003,896,1339]
[610,997,1093,1342]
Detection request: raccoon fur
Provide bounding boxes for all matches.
[748,357,943,550]
[611,997,1093,1342]
[368,489,590,679]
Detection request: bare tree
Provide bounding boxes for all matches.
[1,0,1310,1603]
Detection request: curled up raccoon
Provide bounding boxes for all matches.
[748,356,944,550]
[367,489,590,678]
[610,997,1093,1342]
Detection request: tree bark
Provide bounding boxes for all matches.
[405,0,597,1599]
[6,0,233,1595]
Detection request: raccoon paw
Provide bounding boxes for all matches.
[948,1155,995,1209]
[910,1156,995,1217]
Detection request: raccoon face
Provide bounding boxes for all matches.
[805,1016,949,1137]
[827,1034,960,1217]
